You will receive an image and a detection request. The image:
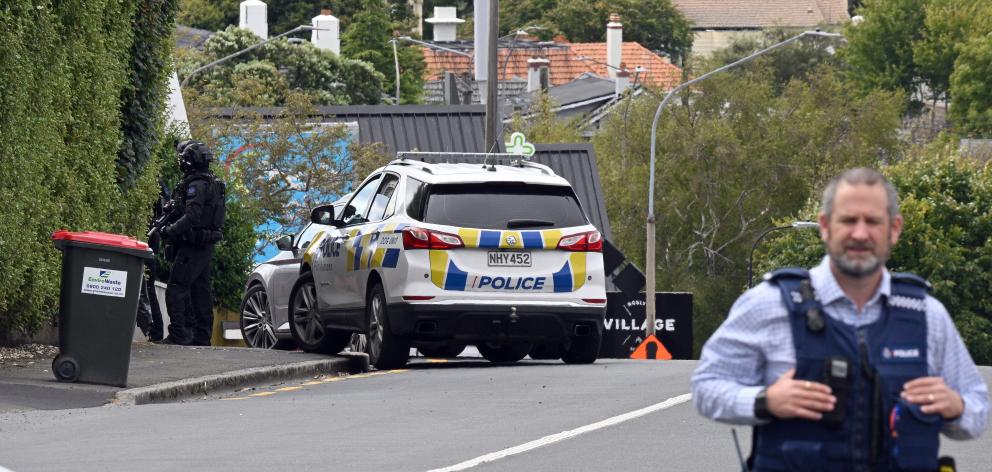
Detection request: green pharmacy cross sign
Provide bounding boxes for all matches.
[505,132,535,157]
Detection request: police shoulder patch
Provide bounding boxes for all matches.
[186,185,197,197]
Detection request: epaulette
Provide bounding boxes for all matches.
[762,267,810,283]
[891,272,933,292]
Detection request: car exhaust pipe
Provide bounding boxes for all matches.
[573,324,592,337]
[415,320,437,334]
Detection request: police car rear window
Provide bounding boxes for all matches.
[421,183,588,230]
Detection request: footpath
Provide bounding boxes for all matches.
[0,342,367,413]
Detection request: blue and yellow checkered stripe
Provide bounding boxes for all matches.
[347,223,410,271]
[456,229,562,249]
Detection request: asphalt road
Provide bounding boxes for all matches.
[0,359,989,472]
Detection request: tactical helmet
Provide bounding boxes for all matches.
[178,141,213,173]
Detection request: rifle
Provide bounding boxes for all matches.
[146,199,180,242]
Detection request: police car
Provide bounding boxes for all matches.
[239,198,348,349]
[291,153,607,369]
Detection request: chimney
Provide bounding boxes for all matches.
[426,6,464,42]
[615,63,631,97]
[606,13,622,78]
[527,57,550,93]
[239,0,268,39]
[311,9,340,54]
[443,72,461,105]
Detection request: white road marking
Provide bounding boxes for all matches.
[427,393,693,472]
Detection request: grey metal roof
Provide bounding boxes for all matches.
[176,25,214,50]
[542,74,616,108]
[530,144,611,240]
[207,105,497,155]
[412,143,611,240]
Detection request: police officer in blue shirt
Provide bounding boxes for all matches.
[692,168,988,471]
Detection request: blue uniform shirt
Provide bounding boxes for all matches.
[691,257,989,440]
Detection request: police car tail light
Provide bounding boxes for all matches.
[556,231,603,252]
[402,227,463,250]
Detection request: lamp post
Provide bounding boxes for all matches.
[747,221,819,288]
[180,25,324,88]
[643,30,843,338]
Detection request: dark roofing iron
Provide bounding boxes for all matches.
[206,105,495,155]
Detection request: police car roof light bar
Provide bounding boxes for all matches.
[395,151,532,170]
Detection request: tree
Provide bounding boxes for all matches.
[912,0,992,105]
[188,92,358,258]
[499,0,693,63]
[949,34,992,137]
[841,0,927,110]
[507,92,583,144]
[593,66,903,353]
[754,146,992,365]
[178,0,364,33]
[342,0,426,104]
[176,26,384,106]
[706,28,843,93]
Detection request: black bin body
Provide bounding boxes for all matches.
[51,230,153,387]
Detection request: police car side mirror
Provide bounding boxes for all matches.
[310,204,338,226]
[275,235,293,251]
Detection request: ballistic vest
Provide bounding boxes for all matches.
[754,268,942,472]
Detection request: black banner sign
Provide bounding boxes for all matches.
[599,292,693,360]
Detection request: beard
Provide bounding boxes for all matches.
[830,240,889,278]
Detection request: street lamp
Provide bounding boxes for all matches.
[747,221,819,288]
[180,25,325,88]
[643,30,843,338]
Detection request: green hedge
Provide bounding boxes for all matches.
[0,1,175,338]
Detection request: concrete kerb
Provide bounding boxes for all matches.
[113,354,369,406]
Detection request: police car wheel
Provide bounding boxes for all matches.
[416,342,466,358]
[478,342,531,363]
[240,285,293,350]
[528,342,563,360]
[366,283,410,370]
[289,272,350,354]
[561,330,601,365]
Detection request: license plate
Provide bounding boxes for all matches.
[488,251,531,267]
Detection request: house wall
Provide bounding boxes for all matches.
[690,30,764,57]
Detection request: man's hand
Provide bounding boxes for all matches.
[766,368,837,420]
[901,377,964,419]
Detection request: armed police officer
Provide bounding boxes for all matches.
[155,140,225,346]
[692,168,987,471]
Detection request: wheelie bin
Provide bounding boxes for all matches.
[51,230,153,387]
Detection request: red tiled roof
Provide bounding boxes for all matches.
[423,42,682,90]
[672,0,849,29]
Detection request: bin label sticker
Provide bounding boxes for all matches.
[81,267,127,298]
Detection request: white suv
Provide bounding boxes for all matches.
[290,154,607,369]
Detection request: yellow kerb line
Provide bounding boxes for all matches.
[276,386,302,392]
[249,391,277,397]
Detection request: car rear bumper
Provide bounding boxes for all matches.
[386,302,605,343]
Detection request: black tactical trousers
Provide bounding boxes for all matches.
[165,244,215,345]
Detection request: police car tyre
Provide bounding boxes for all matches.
[416,342,466,358]
[367,283,410,369]
[289,272,351,354]
[561,330,601,364]
[52,355,79,382]
[240,285,294,350]
[528,341,563,360]
[478,341,532,363]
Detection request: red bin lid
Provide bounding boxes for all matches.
[51,230,150,252]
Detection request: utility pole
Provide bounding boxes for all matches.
[484,0,499,152]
